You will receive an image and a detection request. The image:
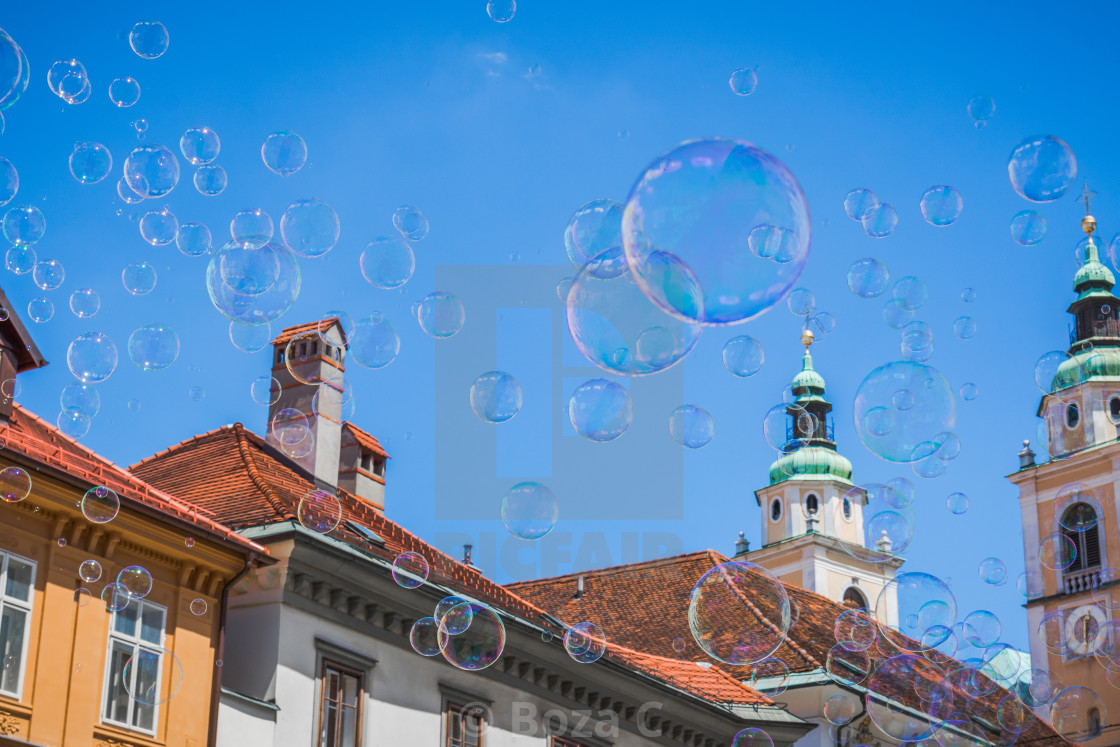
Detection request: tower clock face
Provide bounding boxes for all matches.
[1067,604,1107,656]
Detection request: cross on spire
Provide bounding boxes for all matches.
[1079,180,1096,216]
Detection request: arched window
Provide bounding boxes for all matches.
[1066,402,1081,430]
[1088,707,1102,738]
[805,494,819,515]
[1062,503,1102,572]
[842,497,852,520]
[770,499,782,522]
[842,587,867,609]
[1110,397,1120,424]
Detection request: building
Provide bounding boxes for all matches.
[130,321,814,747]
[1009,206,1120,745]
[0,287,268,747]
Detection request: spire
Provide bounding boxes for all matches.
[1073,181,1114,297]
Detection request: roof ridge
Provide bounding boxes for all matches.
[715,563,821,670]
[506,550,719,588]
[128,423,238,471]
[232,424,294,521]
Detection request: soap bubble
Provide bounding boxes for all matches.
[729,68,758,96]
[978,557,1008,586]
[32,259,63,290]
[79,559,102,583]
[69,142,112,184]
[67,332,118,383]
[3,204,45,245]
[564,199,623,268]
[621,138,810,326]
[124,144,179,198]
[108,77,140,107]
[281,198,339,258]
[732,729,773,747]
[688,560,790,665]
[189,387,207,402]
[919,185,962,226]
[250,376,280,406]
[123,645,183,707]
[179,127,220,165]
[438,602,475,637]
[230,209,273,249]
[954,316,977,340]
[946,492,969,514]
[440,602,505,671]
[1039,532,1077,570]
[347,314,399,369]
[823,692,860,725]
[190,598,207,616]
[486,0,516,22]
[206,241,301,326]
[122,262,157,295]
[470,371,522,423]
[47,59,88,103]
[69,288,99,318]
[722,336,765,377]
[417,292,465,339]
[82,486,119,523]
[118,566,153,599]
[844,188,878,221]
[229,321,272,353]
[392,204,429,242]
[129,21,169,59]
[176,222,212,257]
[297,489,342,534]
[747,657,791,695]
[116,177,143,204]
[899,322,933,363]
[128,323,179,371]
[0,31,22,106]
[862,203,898,238]
[855,361,956,463]
[1011,210,1047,245]
[564,622,607,663]
[968,95,996,128]
[194,164,227,195]
[61,382,100,418]
[0,157,16,207]
[57,407,90,438]
[892,276,927,311]
[410,618,443,656]
[261,130,307,176]
[102,583,130,612]
[1034,350,1070,393]
[876,572,957,651]
[786,288,815,317]
[500,482,559,540]
[847,257,889,298]
[139,208,178,246]
[569,379,632,442]
[669,405,714,448]
[0,467,30,502]
[960,382,978,401]
[1050,686,1105,743]
[360,236,414,289]
[1008,135,1077,202]
[392,552,429,589]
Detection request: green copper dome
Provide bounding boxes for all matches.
[1073,235,1116,298]
[792,351,826,394]
[769,446,853,485]
[1052,349,1120,392]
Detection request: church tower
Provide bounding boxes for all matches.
[1009,195,1119,738]
[745,330,902,625]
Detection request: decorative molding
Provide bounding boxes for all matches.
[0,710,19,735]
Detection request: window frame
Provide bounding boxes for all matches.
[841,496,853,521]
[444,699,486,747]
[842,586,868,610]
[1060,502,1103,573]
[1110,397,1120,424]
[317,659,365,747]
[769,498,782,523]
[1065,402,1081,430]
[803,493,819,516]
[100,597,167,735]
[0,550,36,701]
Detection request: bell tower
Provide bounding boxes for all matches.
[746,330,902,623]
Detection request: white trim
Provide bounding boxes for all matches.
[100,598,167,736]
[0,551,35,701]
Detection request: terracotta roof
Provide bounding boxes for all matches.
[2,405,266,556]
[606,646,773,706]
[342,422,389,459]
[270,318,341,347]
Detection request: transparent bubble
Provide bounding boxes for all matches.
[834,607,877,652]
[621,138,810,325]
[1050,686,1105,743]
[854,361,956,462]
[844,188,878,221]
[959,382,978,401]
[69,142,112,184]
[1056,483,1102,532]
[194,164,227,196]
[206,241,301,326]
[122,262,157,295]
[1017,569,1044,599]
[1039,532,1077,570]
[117,565,153,599]
[688,561,790,665]
[189,598,207,616]
[175,221,211,257]
[892,276,927,311]
[900,321,933,363]
[261,130,307,176]
[392,204,429,242]
[875,572,956,651]
[27,297,53,323]
[946,491,969,514]
[0,467,30,502]
[1010,209,1047,246]
[67,332,118,383]
[250,376,280,407]
[564,199,623,268]
[82,486,119,523]
[0,157,16,207]
[47,59,88,103]
[128,323,179,372]
[722,335,764,377]
[978,557,1007,586]
[728,68,758,96]
[360,235,415,289]
[69,288,99,318]
[3,204,45,245]
[129,21,169,59]
[967,94,996,126]
[392,551,429,589]
[569,379,632,442]
[439,601,505,670]
[58,383,99,420]
[298,489,342,534]
[108,76,141,108]
[1034,350,1069,394]
[880,298,913,330]
[123,144,180,198]
[862,203,898,238]
[1008,135,1077,202]
[230,209,272,249]
[732,728,773,747]
[919,185,963,226]
[229,321,272,353]
[953,316,977,340]
[486,0,516,22]
[57,408,90,438]
[786,288,815,317]
[139,208,178,246]
[0,31,21,107]
[564,622,606,663]
[133,118,149,135]
[179,127,219,166]
[469,371,522,423]
[102,582,130,612]
[280,198,339,258]
[823,692,860,725]
[0,377,16,399]
[127,399,141,412]
[746,657,790,695]
[846,257,889,298]
[116,176,143,205]
[78,559,102,583]
[347,314,399,369]
[410,617,443,656]
[417,292,465,339]
[669,405,714,449]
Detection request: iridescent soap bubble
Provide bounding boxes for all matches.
[32,259,64,290]
[920,185,962,226]
[564,622,607,664]
[729,68,758,96]
[968,95,996,128]
[0,31,21,106]
[102,583,129,611]
[0,467,30,502]
[1039,532,1077,570]
[206,241,301,326]
[900,321,933,363]
[129,21,169,59]
[57,408,90,438]
[847,257,889,298]
[732,729,773,747]
[862,203,898,238]
[108,77,140,107]
[723,336,764,377]
[219,240,281,296]
[69,142,112,184]
[69,288,99,318]
[979,557,1008,586]
[190,598,207,615]
[1034,350,1069,393]
[688,560,790,665]
[176,222,212,257]
[128,323,179,371]
[569,379,632,442]
[261,130,307,176]
[440,602,506,671]
[0,157,17,207]
[500,481,559,540]
[564,199,623,268]
[1050,687,1105,743]
[347,314,399,369]
[298,489,342,534]
[417,292,465,339]
[823,692,860,725]
[438,601,474,637]
[669,405,714,448]
[1010,210,1047,246]
[844,188,878,221]
[748,657,791,695]
[116,177,143,205]
[250,376,280,406]
[139,208,178,246]
[486,0,516,22]
[82,486,119,523]
[79,559,102,583]
[3,204,45,245]
[959,382,978,401]
[118,565,153,599]
[392,552,429,589]
[892,276,927,311]
[229,321,271,353]
[470,371,522,423]
[61,382,100,418]
[392,204,429,242]
[122,262,157,295]
[410,617,443,656]
[786,288,815,317]
[1008,135,1077,203]
[47,59,88,103]
[281,198,339,258]
[67,332,118,383]
[194,164,227,195]
[954,316,977,340]
[854,361,956,463]
[124,144,180,198]
[621,138,810,326]
[360,236,415,289]
[179,127,219,165]
[230,209,273,249]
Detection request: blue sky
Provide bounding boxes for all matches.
[4,2,1120,653]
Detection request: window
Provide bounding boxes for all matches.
[1062,503,1102,572]
[1110,397,1120,424]
[373,457,385,477]
[275,349,284,364]
[102,599,166,733]
[552,737,591,747]
[842,497,853,520]
[804,494,819,515]
[318,661,363,747]
[1066,402,1081,429]
[445,702,484,747]
[0,551,35,698]
[1089,707,1102,738]
[842,587,867,609]
[770,499,782,522]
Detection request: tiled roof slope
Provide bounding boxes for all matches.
[3,405,265,555]
[270,318,341,347]
[608,646,772,706]
[342,422,389,459]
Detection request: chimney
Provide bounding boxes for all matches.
[1018,439,1036,469]
[734,531,750,557]
[0,287,47,423]
[574,576,584,600]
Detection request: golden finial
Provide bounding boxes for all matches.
[801,328,815,350]
[1079,181,1097,235]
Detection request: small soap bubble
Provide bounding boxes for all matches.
[230,209,273,249]
[919,185,963,226]
[847,258,890,298]
[190,598,207,615]
[0,157,17,207]
[729,68,758,96]
[122,262,157,295]
[960,382,978,401]
[188,385,205,402]
[722,336,765,377]
[27,297,53,323]
[79,559,102,583]
[486,0,516,22]
[69,288,99,318]
[176,222,212,257]
[360,236,415,289]
[417,292,465,338]
[4,204,46,246]
[844,189,878,221]
[953,316,977,340]
[108,77,141,107]
[470,371,522,423]
[179,127,220,166]
[261,130,307,176]
[862,203,898,238]
[501,482,559,540]
[140,208,178,246]
[69,142,113,184]
[129,21,169,59]
[82,486,119,523]
[968,95,996,128]
[123,144,179,198]
[669,405,714,449]
[947,492,969,514]
[1010,210,1047,246]
[392,205,429,242]
[569,379,632,442]
[194,164,227,196]
[392,552,429,588]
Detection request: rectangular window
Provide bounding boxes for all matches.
[101,599,166,734]
[319,661,362,747]
[445,702,484,747]
[0,552,34,698]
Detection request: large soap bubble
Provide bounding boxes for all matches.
[206,241,301,326]
[439,602,505,670]
[568,379,632,442]
[854,361,956,463]
[123,144,180,198]
[280,198,339,258]
[1008,135,1077,203]
[875,571,957,651]
[621,138,810,326]
[688,560,790,665]
[67,332,118,383]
